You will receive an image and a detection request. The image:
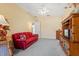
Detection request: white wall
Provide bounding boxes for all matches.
[0,4,35,34]
[36,16,62,39]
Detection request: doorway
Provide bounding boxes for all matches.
[32,20,41,38]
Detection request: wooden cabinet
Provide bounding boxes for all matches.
[60,13,79,56]
[56,29,62,40]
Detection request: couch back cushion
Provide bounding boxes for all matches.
[12,32,33,41]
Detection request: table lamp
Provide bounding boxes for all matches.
[0,15,9,41]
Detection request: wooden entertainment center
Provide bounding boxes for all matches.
[58,13,79,56]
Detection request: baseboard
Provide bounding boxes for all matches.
[39,38,56,40]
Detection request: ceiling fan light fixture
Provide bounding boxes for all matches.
[38,7,49,16]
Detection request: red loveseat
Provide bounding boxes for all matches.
[12,32,38,49]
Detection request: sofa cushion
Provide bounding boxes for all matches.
[26,37,36,43]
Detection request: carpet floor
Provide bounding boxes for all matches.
[14,39,65,56]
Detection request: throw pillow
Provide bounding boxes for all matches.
[19,34,26,40]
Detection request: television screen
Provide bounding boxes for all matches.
[64,29,70,38]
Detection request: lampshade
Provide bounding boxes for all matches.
[0,15,9,26]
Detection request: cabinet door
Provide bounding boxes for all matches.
[72,17,79,42]
[0,45,9,56]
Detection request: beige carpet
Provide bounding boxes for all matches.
[14,39,65,56]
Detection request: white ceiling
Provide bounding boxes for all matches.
[17,3,68,16]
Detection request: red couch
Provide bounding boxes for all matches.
[12,32,38,49]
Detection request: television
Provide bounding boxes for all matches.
[64,29,70,39]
